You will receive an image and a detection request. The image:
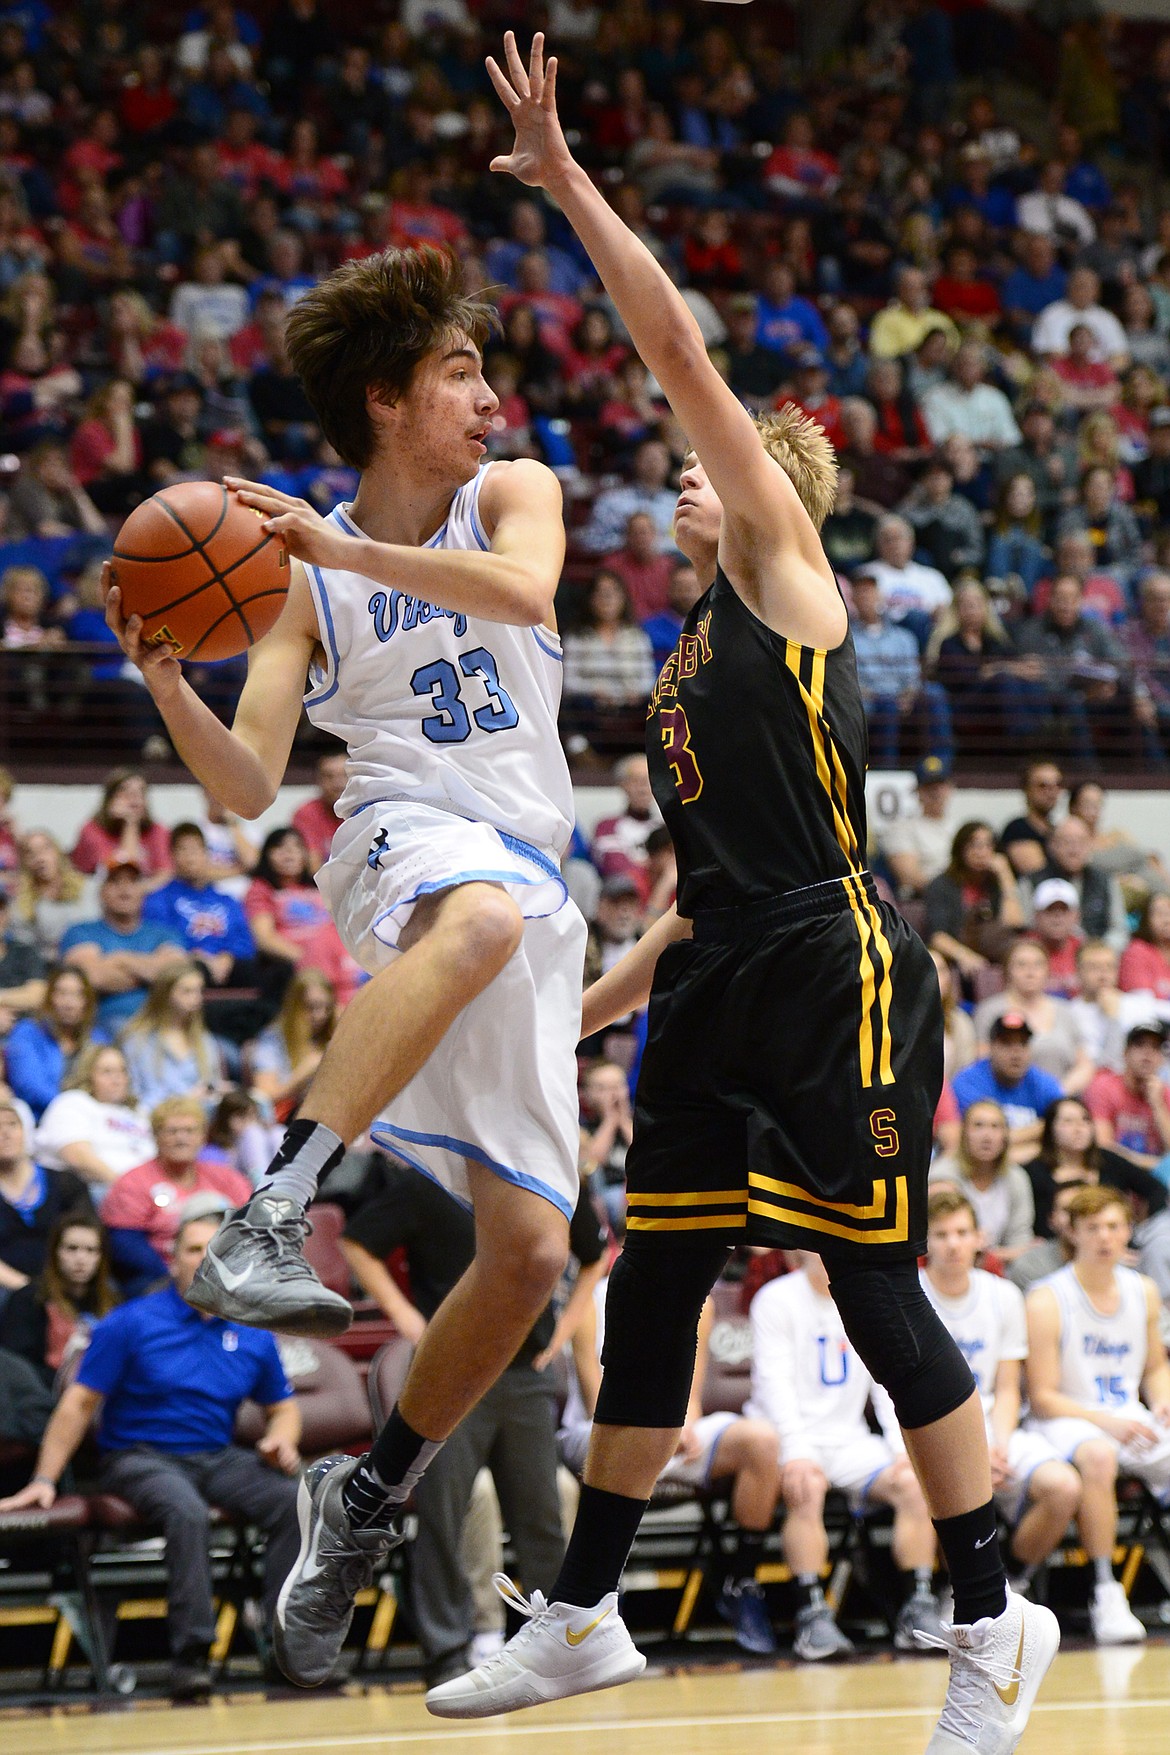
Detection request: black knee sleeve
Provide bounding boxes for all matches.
[594,1236,730,1429]
[826,1256,976,1431]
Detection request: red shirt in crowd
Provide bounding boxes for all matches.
[1118,937,1170,999]
[71,817,173,877]
[291,795,342,867]
[1084,1069,1163,1157]
[101,1157,252,1263]
[602,547,674,621]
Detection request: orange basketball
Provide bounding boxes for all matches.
[111,481,290,662]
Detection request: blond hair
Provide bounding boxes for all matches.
[123,959,219,1086]
[754,403,838,530]
[150,1094,207,1135]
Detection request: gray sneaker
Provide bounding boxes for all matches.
[895,1590,947,1651]
[274,1455,403,1687]
[185,1193,353,1336]
[793,1605,855,1662]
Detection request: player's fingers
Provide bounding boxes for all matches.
[529,30,544,100]
[503,29,531,97]
[485,56,520,108]
[545,55,558,110]
[489,153,517,175]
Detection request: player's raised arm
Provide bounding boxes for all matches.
[486,32,842,645]
[106,558,318,817]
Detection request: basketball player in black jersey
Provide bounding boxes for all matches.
[429,36,1060,1748]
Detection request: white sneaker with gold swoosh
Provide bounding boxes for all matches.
[425,1573,646,1718]
[915,1590,1060,1755]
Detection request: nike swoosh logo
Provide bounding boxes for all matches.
[974,1531,997,1549]
[214,1257,255,1293]
[299,1507,328,1583]
[993,1625,1026,1708]
[566,1607,612,1647]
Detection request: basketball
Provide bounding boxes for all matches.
[110,481,290,663]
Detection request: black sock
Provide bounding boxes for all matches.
[552,1483,648,1606]
[342,1407,444,1529]
[794,1571,824,1613]
[933,1500,1008,1626]
[255,1117,345,1211]
[728,1528,766,1588]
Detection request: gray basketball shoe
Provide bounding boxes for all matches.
[185,1192,353,1336]
[274,1455,403,1687]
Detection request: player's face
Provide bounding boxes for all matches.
[927,1211,980,1276]
[1071,1204,1130,1268]
[674,455,722,566]
[392,334,499,487]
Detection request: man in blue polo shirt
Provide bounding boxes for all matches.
[59,861,185,1034]
[0,1207,302,1699]
[952,1013,1063,1161]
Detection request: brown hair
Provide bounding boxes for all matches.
[1067,1184,1131,1227]
[36,964,97,1043]
[274,967,338,1068]
[65,1042,133,1104]
[754,404,839,530]
[956,1099,1011,1182]
[95,767,154,836]
[39,1211,118,1322]
[284,247,498,469]
[927,1186,978,1228]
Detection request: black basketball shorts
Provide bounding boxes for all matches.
[625,874,943,1262]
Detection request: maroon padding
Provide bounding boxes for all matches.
[0,1494,90,1535]
[236,1334,372,1456]
[86,1493,236,1530]
[303,1202,352,1299]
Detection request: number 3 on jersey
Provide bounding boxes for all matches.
[660,703,703,803]
[411,647,520,744]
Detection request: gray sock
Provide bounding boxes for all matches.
[254,1119,345,1213]
[1093,1557,1114,1589]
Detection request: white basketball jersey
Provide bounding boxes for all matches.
[748,1271,878,1450]
[303,466,574,856]
[921,1268,1027,1420]
[1044,1262,1149,1414]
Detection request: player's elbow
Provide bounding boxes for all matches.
[510,567,557,627]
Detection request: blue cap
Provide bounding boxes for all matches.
[915,755,952,785]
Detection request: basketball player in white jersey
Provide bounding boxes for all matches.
[747,1254,946,1661]
[921,1190,1081,1596]
[103,246,587,1687]
[1026,1184,1170,1642]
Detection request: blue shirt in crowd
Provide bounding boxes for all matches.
[642,610,685,672]
[1001,264,1068,319]
[951,1058,1064,1131]
[58,918,184,1033]
[77,1283,293,1453]
[143,878,255,962]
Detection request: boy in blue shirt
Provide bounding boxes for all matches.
[952,1013,1063,1160]
[144,823,255,982]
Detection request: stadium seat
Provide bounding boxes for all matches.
[236,1335,372,1457]
[0,1494,110,1691]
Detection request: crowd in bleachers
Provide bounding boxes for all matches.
[7,0,1170,1697]
[7,5,1170,763]
[1,744,1170,1680]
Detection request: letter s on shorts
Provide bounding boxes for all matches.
[869,1108,900,1157]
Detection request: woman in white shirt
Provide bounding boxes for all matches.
[34,1043,154,1203]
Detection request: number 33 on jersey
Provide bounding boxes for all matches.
[301,468,574,856]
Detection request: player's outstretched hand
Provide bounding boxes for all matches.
[103,559,184,698]
[486,31,575,191]
[224,477,352,571]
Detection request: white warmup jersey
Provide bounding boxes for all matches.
[921,1268,1027,1421]
[303,466,573,857]
[747,1271,896,1451]
[1042,1262,1149,1415]
[300,464,586,1221]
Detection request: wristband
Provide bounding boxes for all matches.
[33,1474,57,1488]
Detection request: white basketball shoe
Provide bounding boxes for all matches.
[425,1573,646,1718]
[917,1589,1060,1755]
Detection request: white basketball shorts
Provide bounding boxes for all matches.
[317,800,586,1221]
[1030,1408,1170,1500]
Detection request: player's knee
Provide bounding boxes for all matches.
[743,1421,782,1477]
[1075,1441,1118,1488]
[443,885,524,976]
[826,1257,975,1430]
[1039,1462,1082,1519]
[783,1461,828,1510]
[498,1224,569,1312]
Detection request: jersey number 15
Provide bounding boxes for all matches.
[411,648,520,744]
